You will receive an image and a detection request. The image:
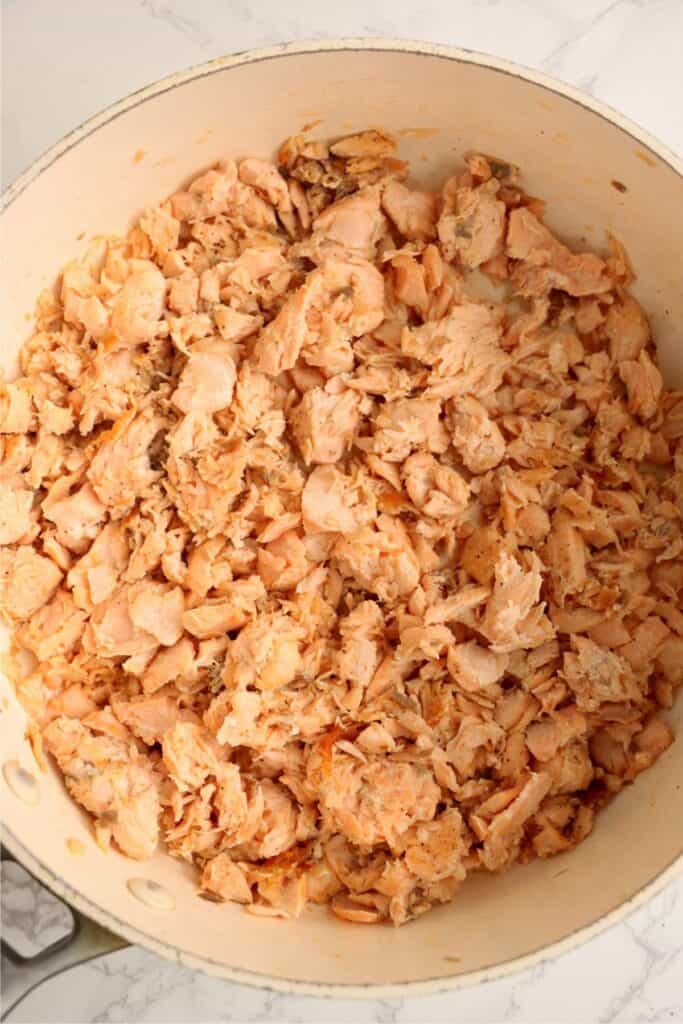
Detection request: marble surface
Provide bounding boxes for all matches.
[2,0,683,1020]
[1,862,74,960]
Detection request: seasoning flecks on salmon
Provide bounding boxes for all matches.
[1,129,680,926]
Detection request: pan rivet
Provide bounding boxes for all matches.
[127,877,175,911]
[2,760,40,805]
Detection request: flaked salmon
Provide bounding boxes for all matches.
[2,127,680,926]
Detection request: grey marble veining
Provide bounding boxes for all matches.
[2,0,682,1020]
[0,862,74,959]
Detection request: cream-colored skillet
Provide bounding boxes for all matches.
[1,39,682,1016]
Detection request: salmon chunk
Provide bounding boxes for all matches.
[111,261,166,343]
[172,346,236,415]
[289,387,360,465]
[308,187,386,259]
[438,182,506,268]
[382,180,437,241]
[507,208,611,296]
[0,546,63,620]
[43,717,159,859]
[88,409,165,512]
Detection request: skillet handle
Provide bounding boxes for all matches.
[1,847,128,1022]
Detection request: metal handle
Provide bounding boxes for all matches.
[1,847,128,1022]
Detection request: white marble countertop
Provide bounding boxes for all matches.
[2,0,683,1021]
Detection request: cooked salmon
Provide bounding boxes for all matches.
[2,127,680,926]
